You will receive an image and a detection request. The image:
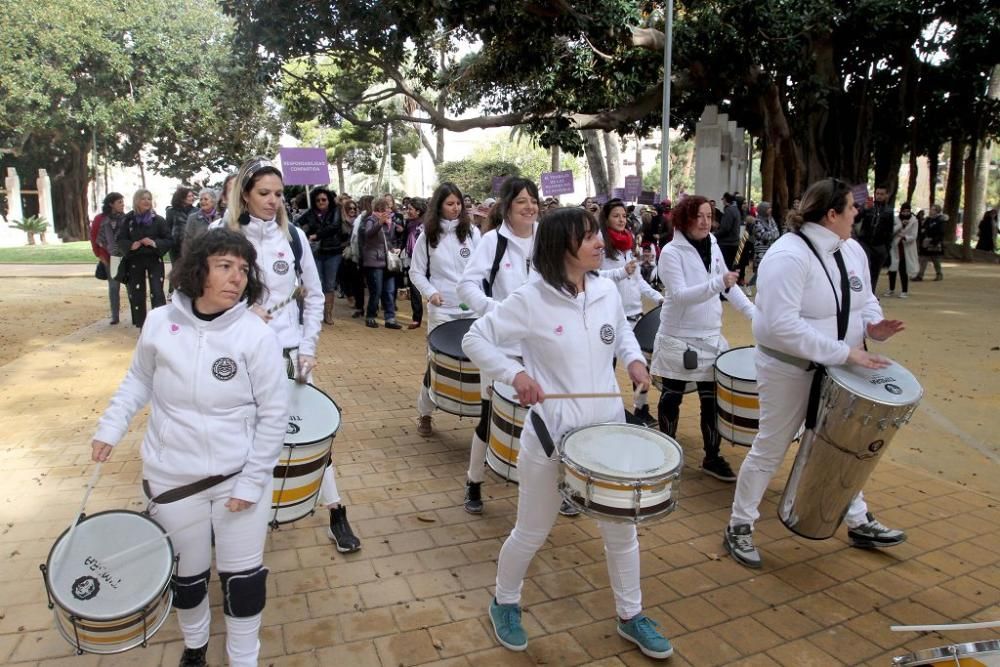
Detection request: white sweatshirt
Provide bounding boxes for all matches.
[462,275,644,457]
[599,248,664,317]
[753,222,883,367]
[408,220,481,329]
[456,222,538,316]
[213,216,324,356]
[93,293,289,503]
[657,231,755,337]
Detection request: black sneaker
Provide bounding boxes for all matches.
[352,310,364,318]
[384,320,403,330]
[633,405,657,428]
[464,481,484,514]
[701,456,736,482]
[723,524,762,568]
[847,512,906,548]
[327,506,361,553]
[558,499,581,517]
[179,644,208,667]
[365,318,378,328]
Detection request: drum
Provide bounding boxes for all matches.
[427,318,481,417]
[714,346,759,446]
[633,306,694,394]
[40,510,175,655]
[779,359,923,539]
[893,640,1000,666]
[487,382,526,482]
[558,423,683,523]
[272,380,340,525]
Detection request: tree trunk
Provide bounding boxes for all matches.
[962,146,976,259]
[761,140,775,204]
[581,130,609,198]
[138,158,146,189]
[635,136,643,178]
[550,145,560,172]
[906,152,918,204]
[50,141,90,240]
[942,139,964,244]
[602,131,622,191]
[968,64,1000,254]
[336,157,346,194]
[928,148,940,206]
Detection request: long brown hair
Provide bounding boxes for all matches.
[423,182,473,247]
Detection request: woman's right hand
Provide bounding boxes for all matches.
[91,441,112,462]
[847,347,891,369]
[130,241,142,251]
[251,305,272,322]
[428,293,444,306]
[512,371,545,406]
[624,260,637,276]
[722,271,739,289]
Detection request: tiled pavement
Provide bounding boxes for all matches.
[0,291,998,666]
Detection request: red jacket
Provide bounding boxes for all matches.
[90,214,109,262]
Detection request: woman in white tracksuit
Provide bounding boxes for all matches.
[92,229,288,667]
[724,177,906,569]
[409,183,481,429]
[455,177,541,515]
[884,201,918,299]
[599,198,664,424]
[463,207,673,660]
[218,157,360,553]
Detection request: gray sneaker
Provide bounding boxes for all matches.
[847,512,906,548]
[724,524,762,568]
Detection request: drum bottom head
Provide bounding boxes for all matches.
[892,640,1000,666]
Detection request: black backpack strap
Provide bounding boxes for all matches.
[288,227,303,278]
[425,234,431,280]
[482,234,509,298]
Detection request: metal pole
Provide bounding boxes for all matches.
[386,125,393,195]
[305,185,311,210]
[659,0,673,201]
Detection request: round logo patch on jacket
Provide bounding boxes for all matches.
[212,357,238,381]
[459,247,471,259]
[273,260,290,275]
[849,275,863,292]
[599,324,615,345]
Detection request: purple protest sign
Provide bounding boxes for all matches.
[540,170,575,197]
[851,184,870,206]
[637,190,657,205]
[492,176,508,195]
[278,147,331,186]
[623,176,642,202]
[595,194,609,205]
[612,187,625,200]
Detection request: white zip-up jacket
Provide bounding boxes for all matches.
[754,222,883,366]
[408,220,481,329]
[462,275,644,457]
[93,293,289,503]
[212,216,324,356]
[600,248,664,317]
[456,222,538,316]
[657,231,755,337]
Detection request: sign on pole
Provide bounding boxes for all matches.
[278,147,331,186]
[540,170,575,197]
[637,190,658,205]
[623,175,642,202]
[612,187,626,200]
[851,184,870,206]
[492,175,508,195]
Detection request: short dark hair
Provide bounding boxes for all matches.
[170,228,267,306]
[497,177,539,226]
[673,195,710,233]
[102,192,124,216]
[533,207,600,297]
[170,187,193,210]
[311,187,333,209]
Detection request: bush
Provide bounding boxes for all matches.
[437,159,520,200]
[8,216,49,233]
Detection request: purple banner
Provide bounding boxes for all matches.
[492,176,508,195]
[637,190,658,205]
[612,187,625,200]
[279,147,331,185]
[540,170,575,197]
[623,175,642,202]
[851,184,870,206]
[595,194,610,205]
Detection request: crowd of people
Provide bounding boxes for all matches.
[85,160,994,665]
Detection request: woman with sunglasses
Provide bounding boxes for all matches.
[297,187,348,325]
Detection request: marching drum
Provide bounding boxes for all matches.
[779,359,923,539]
[487,382,526,483]
[714,346,760,446]
[272,380,341,525]
[41,510,175,655]
[558,423,683,523]
[634,306,694,393]
[427,318,481,417]
[893,640,1000,666]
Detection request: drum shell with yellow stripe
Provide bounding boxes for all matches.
[487,382,525,482]
[272,381,340,525]
[714,346,760,446]
[427,319,481,417]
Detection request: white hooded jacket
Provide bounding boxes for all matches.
[93,293,289,503]
[408,220,481,329]
[456,221,539,316]
[600,248,664,317]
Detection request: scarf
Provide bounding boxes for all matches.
[135,210,155,226]
[684,231,712,272]
[607,227,634,253]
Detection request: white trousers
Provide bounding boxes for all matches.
[146,476,271,667]
[729,352,869,529]
[495,441,642,620]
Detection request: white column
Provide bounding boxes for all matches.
[36,169,60,243]
[694,105,724,201]
[5,168,23,222]
[730,124,746,195]
[718,114,732,199]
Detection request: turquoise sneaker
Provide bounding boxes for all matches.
[618,614,673,659]
[489,598,527,651]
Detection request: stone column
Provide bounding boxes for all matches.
[36,169,60,243]
[695,105,724,201]
[5,168,23,222]
[730,123,746,195]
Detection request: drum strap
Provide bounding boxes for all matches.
[142,471,239,505]
[796,232,851,429]
[482,235,509,298]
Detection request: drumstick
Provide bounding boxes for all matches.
[50,462,103,573]
[98,515,205,566]
[724,231,750,294]
[543,392,623,399]
[267,286,305,315]
[890,620,1000,632]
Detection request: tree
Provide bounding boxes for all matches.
[0,0,280,240]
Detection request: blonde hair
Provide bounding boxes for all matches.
[132,189,153,211]
[225,157,291,239]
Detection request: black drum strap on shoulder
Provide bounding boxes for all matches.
[482,235,509,298]
[796,231,851,429]
[425,234,431,280]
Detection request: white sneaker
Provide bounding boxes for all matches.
[881,290,895,297]
[899,292,909,299]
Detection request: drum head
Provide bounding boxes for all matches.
[427,318,475,360]
[893,640,1000,666]
[828,359,923,406]
[563,424,681,478]
[633,306,662,354]
[286,381,341,446]
[714,346,756,381]
[46,510,173,620]
[492,382,519,405]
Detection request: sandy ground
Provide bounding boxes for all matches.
[0,260,997,497]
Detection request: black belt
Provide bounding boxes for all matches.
[143,471,240,505]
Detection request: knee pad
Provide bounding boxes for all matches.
[172,569,211,610]
[219,566,268,618]
[475,400,491,441]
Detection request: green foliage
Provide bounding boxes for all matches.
[436,160,520,201]
[0,241,95,263]
[472,139,581,184]
[8,216,49,234]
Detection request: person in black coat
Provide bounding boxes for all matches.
[165,186,195,265]
[116,189,173,328]
[716,192,742,268]
[296,187,349,324]
[914,204,946,281]
[857,185,895,292]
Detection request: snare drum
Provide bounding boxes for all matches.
[272,380,340,525]
[893,640,1000,666]
[634,306,694,393]
[714,346,759,446]
[779,359,923,539]
[487,382,526,482]
[558,424,683,523]
[41,510,175,655]
[427,318,481,416]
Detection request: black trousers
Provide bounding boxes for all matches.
[657,379,721,459]
[126,255,166,327]
[865,245,888,292]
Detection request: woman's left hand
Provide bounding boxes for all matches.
[225,498,252,512]
[297,354,316,382]
[867,319,905,341]
[627,360,650,391]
